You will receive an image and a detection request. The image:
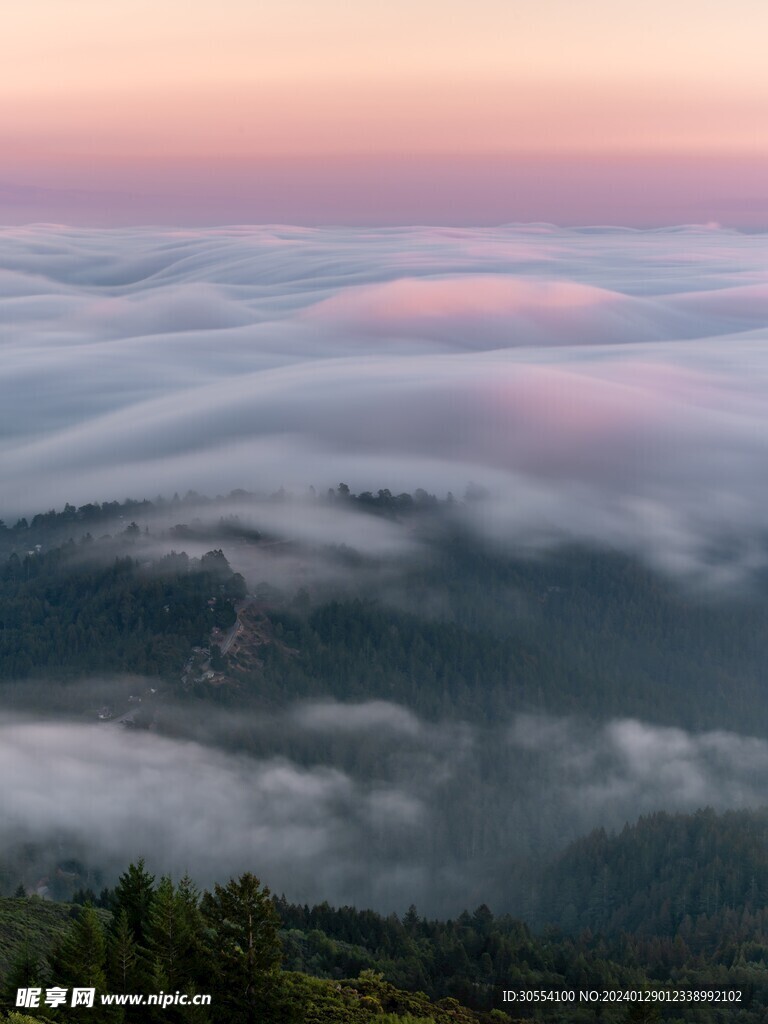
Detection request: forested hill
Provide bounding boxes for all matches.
[0,542,241,680]
[273,807,768,1015]
[2,489,768,735]
[0,874,506,1024]
[4,840,768,1022]
[531,808,768,950]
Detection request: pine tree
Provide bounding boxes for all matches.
[112,859,155,948]
[55,905,108,989]
[107,909,140,994]
[147,877,192,991]
[200,873,284,1024]
[175,874,208,986]
[50,904,117,1022]
[1,940,44,1007]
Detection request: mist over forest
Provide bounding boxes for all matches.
[3,484,768,921]
[3,224,768,923]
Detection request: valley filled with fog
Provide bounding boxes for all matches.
[3,224,768,917]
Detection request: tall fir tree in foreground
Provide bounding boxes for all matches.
[200,873,293,1024]
[49,904,117,1023]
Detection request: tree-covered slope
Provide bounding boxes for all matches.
[0,876,514,1024]
[0,543,239,681]
[533,808,768,958]
[4,491,768,735]
[0,898,111,979]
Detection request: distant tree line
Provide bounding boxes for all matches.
[4,845,768,1022]
[0,544,240,680]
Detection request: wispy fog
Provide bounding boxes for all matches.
[4,225,768,574]
[2,703,767,914]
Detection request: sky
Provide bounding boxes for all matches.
[3,0,768,225]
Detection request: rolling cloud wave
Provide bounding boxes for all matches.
[3,223,768,573]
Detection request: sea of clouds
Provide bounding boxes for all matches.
[3,223,768,574]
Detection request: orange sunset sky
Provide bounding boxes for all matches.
[3,0,768,225]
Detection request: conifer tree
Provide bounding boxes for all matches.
[50,904,118,1022]
[200,873,284,1024]
[147,877,191,992]
[1,940,44,1008]
[112,859,155,948]
[175,874,208,985]
[107,909,139,994]
[55,905,108,990]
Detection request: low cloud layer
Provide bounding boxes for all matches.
[3,703,768,914]
[3,224,768,574]
[510,714,768,824]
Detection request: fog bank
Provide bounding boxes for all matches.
[4,225,768,574]
[3,704,768,913]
